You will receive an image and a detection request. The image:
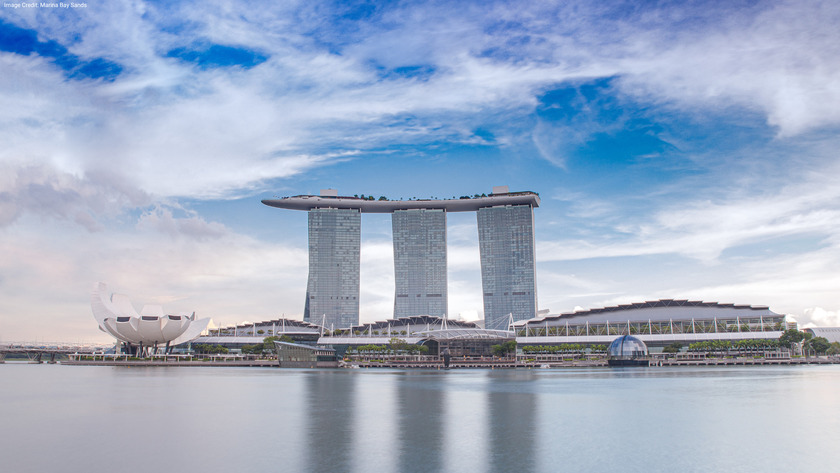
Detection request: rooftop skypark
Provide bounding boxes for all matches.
[261,188,540,213]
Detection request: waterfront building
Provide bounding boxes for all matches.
[304,207,361,328]
[189,317,324,349]
[804,327,840,343]
[336,314,478,338]
[316,314,513,358]
[275,341,338,368]
[515,299,786,350]
[262,187,540,327]
[392,209,447,318]
[91,282,209,355]
[477,197,538,330]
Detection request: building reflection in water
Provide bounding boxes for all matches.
[441,372,490,471]
[350,371,399,471]
[485,371,537,473]
[302,369,538,472]
[304,370,357,472]
[396,371,446,472]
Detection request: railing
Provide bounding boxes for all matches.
[65,353,277,362]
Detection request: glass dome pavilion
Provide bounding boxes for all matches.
[607,335,649,366]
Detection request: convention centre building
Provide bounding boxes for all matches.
[514,299,787,349]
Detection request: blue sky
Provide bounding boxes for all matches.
[1,0,840,342]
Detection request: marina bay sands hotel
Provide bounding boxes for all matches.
[262,186,539,331]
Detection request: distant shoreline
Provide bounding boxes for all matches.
[52,356,840,369]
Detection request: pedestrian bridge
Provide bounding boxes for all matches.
[0,343,112,363]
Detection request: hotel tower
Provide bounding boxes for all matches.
[262,186,539,330]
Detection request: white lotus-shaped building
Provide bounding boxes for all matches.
[92,282,210,351]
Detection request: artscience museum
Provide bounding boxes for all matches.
[91,282,210,355]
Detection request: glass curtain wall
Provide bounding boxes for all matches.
[392,209,448,318]
[304,208,361,328]
[478,205,537,330]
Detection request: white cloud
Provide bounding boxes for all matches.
[136,203,227,240]
[798,308,840,328]
[612,0,840,136]
[4,0,838,200]
[0,205,309,341]
[447,277,484,322]
[532,148,840,321]
[0,163,149,230]
[536,223,840,322]
[540,155,840,264]
[4,0,840,341]
[359,240,395,323]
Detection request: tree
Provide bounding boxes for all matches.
[779,329,805,348]
[241,344,262,354]
[492,340,517,357]
[662,342,683,354]
[259,336,286,355]
[194,343,228,354]
[242,336,284,355]
[389,337,409,353]
[826,342,840,356]
[806,337,831,355]
[403,344,429,355]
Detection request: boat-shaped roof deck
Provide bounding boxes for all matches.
[262,191,540,213]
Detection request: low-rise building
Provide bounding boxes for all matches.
[515,299,786,352]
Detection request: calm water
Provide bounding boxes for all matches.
[1,363,838,472]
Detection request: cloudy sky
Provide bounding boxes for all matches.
[1,0,839,343]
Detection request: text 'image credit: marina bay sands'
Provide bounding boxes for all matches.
[262,186,540,331]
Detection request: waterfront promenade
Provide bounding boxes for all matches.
[61,353,279,367]
[342,356,840,369]
[55,353,840,368]
[7,341,838,368]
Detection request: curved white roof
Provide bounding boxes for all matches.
[346,315,477,333]
[804,327,840,343]
[91,282,209,346]
[519,299,781,326]
[414,328,514,340]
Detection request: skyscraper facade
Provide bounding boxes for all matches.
[263,188,539,330]
[477,204,537,330]
[392,208,447,318]
[303,208,361,328]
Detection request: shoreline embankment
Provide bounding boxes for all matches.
[57,356,840,369]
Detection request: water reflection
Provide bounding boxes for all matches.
[351,371,399,472]
[396,371,446,472]
[485,371,537,473]
[2,365,840,473]
[442,372,488,471]
[304,370,357,472]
